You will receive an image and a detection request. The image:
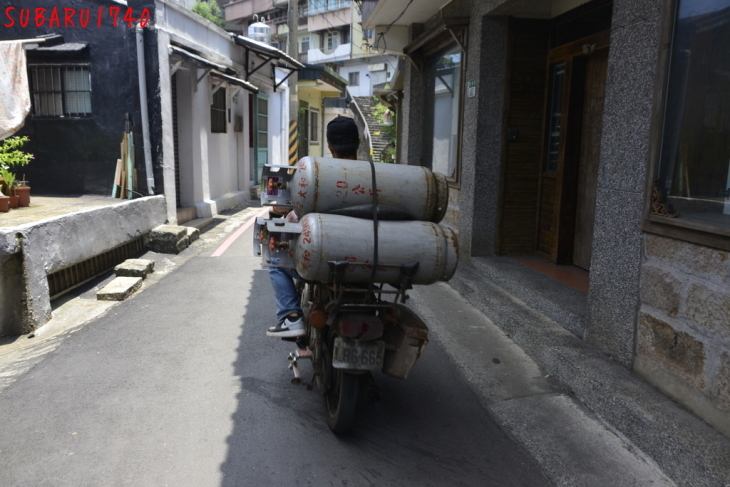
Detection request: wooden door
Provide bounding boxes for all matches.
[573,48,608,270]
[537,30,610,265]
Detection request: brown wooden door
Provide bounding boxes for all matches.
[573,48,608,270]
[536,30,610,266]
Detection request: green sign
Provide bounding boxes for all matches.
[467,79,477,98]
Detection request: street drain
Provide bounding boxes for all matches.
[47,237,146,300]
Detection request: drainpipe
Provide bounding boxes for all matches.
[136,24,155,195]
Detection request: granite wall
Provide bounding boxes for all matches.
[635,234,730,437]
[584,0,663,366]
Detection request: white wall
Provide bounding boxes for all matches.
[338,58,395,97]
[339,64,370,97]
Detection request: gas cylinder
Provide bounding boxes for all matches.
[292,214,458,285]
[290,157,449,223]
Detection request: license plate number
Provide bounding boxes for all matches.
[332,338,384,370]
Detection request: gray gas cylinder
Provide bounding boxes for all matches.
[290,157,449,223]
[292,214,458,285]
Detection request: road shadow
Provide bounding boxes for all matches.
[219,269,549,486]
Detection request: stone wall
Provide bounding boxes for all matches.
[0,196,167,336]
[635,234,730,437]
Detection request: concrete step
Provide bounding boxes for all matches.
[114,259,155,279]
[182,217,213,231]
[97,276,143,301]
[147,225,190,254]
[443,260,730,486]
[176,207,197,225]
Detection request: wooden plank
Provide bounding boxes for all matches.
[112,158,123,198]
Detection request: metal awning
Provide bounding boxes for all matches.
[24,42,87,53]
[299,64,347,93]
[231,35,304,70]
[210,70,258,94]
[169,45,236,75]
[231,34,304,91]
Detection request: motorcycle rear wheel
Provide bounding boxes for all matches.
[325,368,359,434]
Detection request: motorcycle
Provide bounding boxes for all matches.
[255,157,458,433]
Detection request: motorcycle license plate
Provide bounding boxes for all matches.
[332,338,384,370]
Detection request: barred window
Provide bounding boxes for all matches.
[29,64,92,117]
[211,86,227,134]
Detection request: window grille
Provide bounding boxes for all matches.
[28,64,92,117]
[211,86,227,134]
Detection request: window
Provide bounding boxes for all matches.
[211,86,227,133]
[29,64,92,117]
[348,71,359,87]
[423,43,463,183]
[300,36,310,53]
[310,108,319,144]
[326,31,339,51]
[651,0,730,233]
[342,27,350,45]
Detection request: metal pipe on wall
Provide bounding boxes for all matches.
[136,24,155,195]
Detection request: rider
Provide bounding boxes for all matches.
[266,116,360,337]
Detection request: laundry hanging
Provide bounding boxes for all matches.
[0,42,31,140]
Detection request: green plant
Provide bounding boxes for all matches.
[0,169,15,195]
[191,1,226,28]
[0,136,33,172]
[370,98,397,163]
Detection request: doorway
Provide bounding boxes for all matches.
[254,93,268,182]
[537,31,609,269]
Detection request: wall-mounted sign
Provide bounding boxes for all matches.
[467,79,477,98]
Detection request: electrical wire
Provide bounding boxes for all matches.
[372,0,414,54]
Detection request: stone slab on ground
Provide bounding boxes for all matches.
[115,259,155,278]
[147,225,189,254]
[97,277,143,301]
[184,226,201,243]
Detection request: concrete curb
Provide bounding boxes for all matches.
[409,283,677,487]
[427,263,730,487]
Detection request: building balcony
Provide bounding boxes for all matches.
[308,42,351,64]
[307,4,351,31]
[223,0,274,22]
[304,0,351,16]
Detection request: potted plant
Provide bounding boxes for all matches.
[0,169,18,208]
[0,136,33,207]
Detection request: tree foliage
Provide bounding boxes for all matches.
[371,97,397,163]
[191,1,226,28]
[0,136,33,171]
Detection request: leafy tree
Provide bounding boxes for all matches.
[191,1,225,28]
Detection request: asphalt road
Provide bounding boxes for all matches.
[0,208,549,486]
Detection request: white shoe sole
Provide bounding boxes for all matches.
[266,328,306,338]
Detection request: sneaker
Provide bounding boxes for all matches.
[266,315,306,337]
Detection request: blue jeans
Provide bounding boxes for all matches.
[269,258,303,322]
